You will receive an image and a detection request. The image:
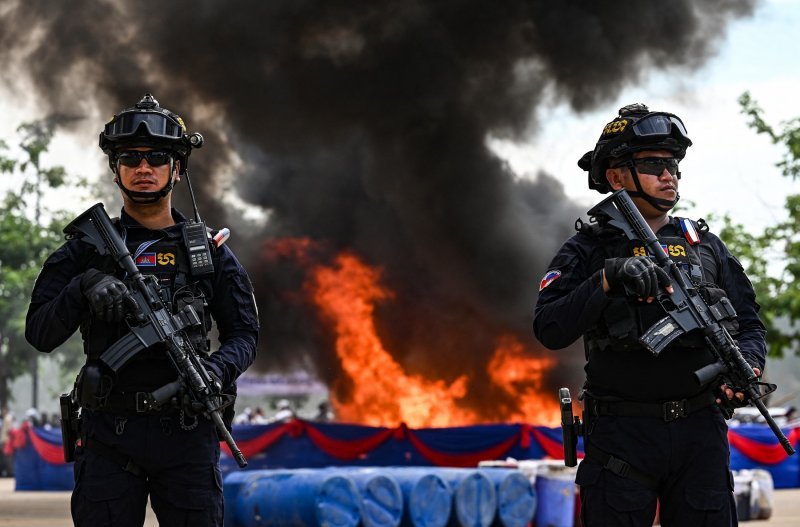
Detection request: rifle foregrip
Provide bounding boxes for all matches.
[694,361,727,386]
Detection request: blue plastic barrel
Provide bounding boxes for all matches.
[223,472,263,527]
[379,467,453,527]
[534,471,575,527]
[437,469,497,527]
[323,468,404,527]
[234,469,363,527]
[478,469,536,527]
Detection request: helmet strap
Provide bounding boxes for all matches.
[628,168,679,212]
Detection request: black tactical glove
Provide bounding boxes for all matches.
[604,256,671,299]
[80,269,132,323]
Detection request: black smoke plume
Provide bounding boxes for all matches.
[0,0,756,419]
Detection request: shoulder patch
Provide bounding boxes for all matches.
[678,218,701,246]
[539,269,562,291]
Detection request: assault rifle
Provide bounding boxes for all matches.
[588,189,794,456]
[63,203,248,467]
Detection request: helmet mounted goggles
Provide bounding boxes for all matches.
[630,112,689,141]
[103,111,185,142]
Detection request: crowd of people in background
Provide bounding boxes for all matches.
[233,399,335,425]
[0,405,14,477]
[0,405,56,477]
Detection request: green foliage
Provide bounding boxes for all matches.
[739,92,800,180]
[715,94,800,357]
[0,120,84,408]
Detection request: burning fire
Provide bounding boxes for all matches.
[269,237,560,427]
[487,336,560,425]
[311,251,478,428]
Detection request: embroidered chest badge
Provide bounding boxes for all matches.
[539,269,562,291]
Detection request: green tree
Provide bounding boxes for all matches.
[0,120,84,410]
[714,93,800,357]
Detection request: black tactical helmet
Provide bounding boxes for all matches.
[99,93,203,176]
[579,103,692,194]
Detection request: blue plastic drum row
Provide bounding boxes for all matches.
[223,466,537,527]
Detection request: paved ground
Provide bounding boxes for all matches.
[1,476,799,526]
[0,478,157,526]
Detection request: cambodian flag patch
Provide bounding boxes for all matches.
[539,269,562,291]
[135,252,157,267]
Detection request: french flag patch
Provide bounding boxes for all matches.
[680,218,700,246]
[539,269,562,291]
[135,252,157,267]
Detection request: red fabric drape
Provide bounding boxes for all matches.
[405,428,520,467]
[221,422,292,459]
[26,426,64,464]
[728,427,800,465]
[7,417,797,470]
[304,421,395,461]
[530,427,583,460]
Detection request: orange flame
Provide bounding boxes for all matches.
[310,252,478,427]
[272,237,561,427]
[487,336,560,426]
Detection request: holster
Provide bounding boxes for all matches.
[76,362,114,410]
[59,393,82,463]
[559,388,583,467]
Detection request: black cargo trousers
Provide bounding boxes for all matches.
[577,404,737,526]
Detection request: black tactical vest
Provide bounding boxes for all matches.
[582,217,734,356]
[79,224,215,364]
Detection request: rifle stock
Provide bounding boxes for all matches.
[588,190,794,456]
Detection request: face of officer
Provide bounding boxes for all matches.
[114,146,181,202]
[605,149,679,217]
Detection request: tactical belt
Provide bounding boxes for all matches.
[587,389,716,422]
[100,391,179,415]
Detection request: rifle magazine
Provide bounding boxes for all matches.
[640,315,686,356]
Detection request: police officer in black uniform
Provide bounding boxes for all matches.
[26,94,259,526]
[534,104,766,526]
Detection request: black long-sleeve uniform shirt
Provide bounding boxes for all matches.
[26,208,259,391]
[533,220,766,402]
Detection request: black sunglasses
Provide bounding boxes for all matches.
[624,157,680,177]
[116,150,173,168]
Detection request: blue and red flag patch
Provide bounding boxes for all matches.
[135,252,157,267]
[539,269,562,291]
